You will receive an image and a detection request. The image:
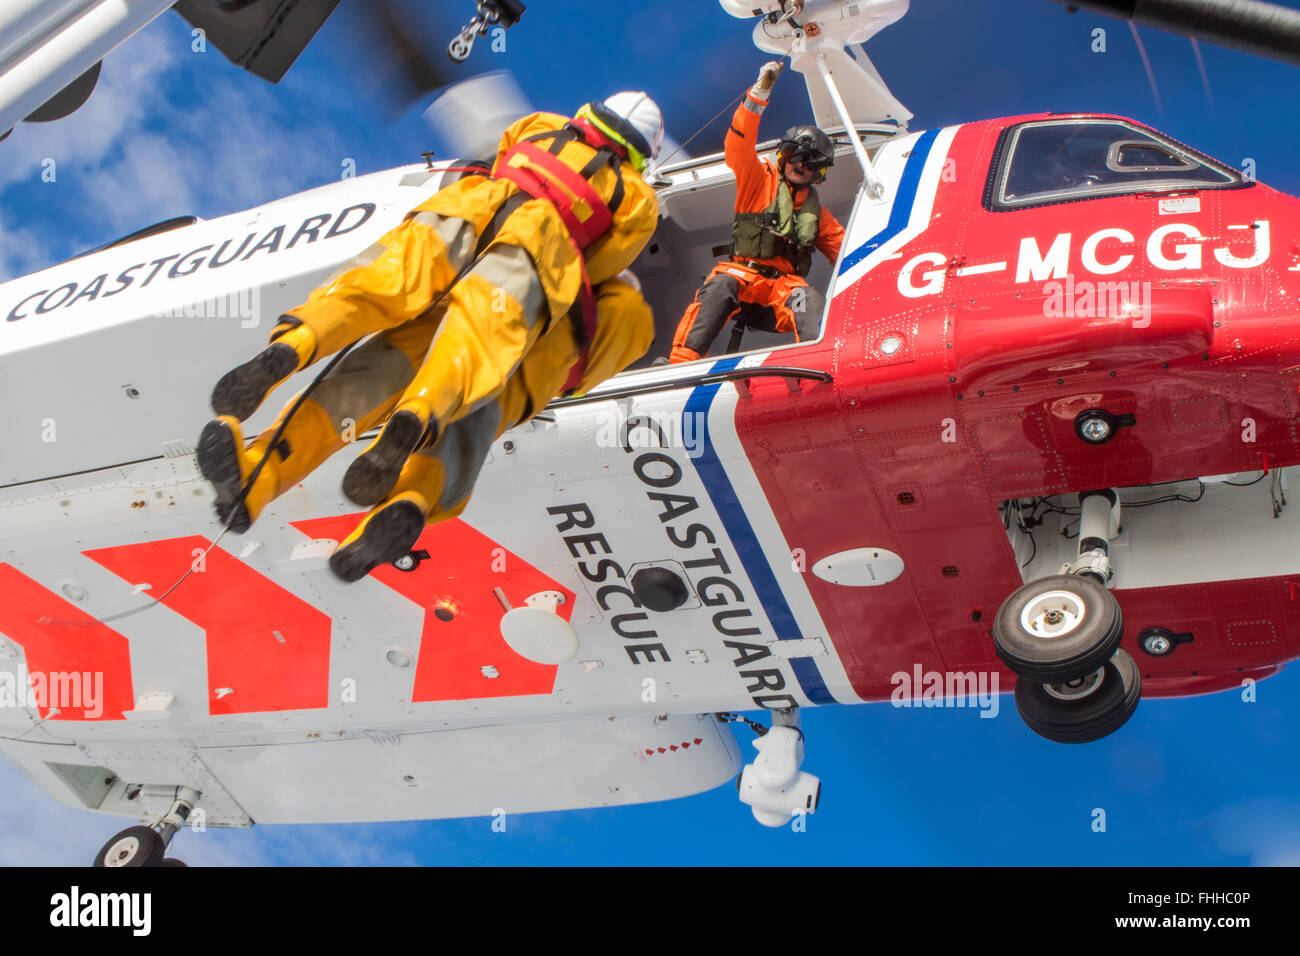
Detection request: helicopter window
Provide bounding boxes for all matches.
[1107,141,1196,172]
[991,120,1239,209]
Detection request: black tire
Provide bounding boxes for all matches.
[93,826,164,868]
[994,574,1123,682]
[1015,648,1142,744]
[156,858,188,867]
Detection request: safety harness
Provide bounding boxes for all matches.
[730,177,822,277]
[491,120,629,394]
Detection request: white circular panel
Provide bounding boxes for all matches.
[500,607,579,665]
[384,647,413,669]
[811,548,904,587]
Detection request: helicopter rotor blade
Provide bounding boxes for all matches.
[421,69,535,161]
[1043,0,1300,67]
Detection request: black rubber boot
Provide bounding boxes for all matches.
[341,409,429,507]
[210,342,299,420]
[328,496,427,583]
[197,418,254,533]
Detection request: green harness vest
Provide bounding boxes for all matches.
[730,180,822,277]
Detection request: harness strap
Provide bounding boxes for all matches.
[475,191,531,255]
[730,257,785,280]
[725,321,746,355]
[494,139,615,249]
[579,145,625,212]
[491,128,620,395]
[521,124,627,215]
[521,127,573,152]
[559,250,598,396]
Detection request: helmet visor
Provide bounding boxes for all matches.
[778,138,833,170]
[579,103,650,172]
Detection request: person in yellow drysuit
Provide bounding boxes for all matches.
[196,92,663,581]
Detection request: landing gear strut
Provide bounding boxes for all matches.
[92,786,199,868]
[994,489,1142,743]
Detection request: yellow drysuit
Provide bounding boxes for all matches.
[342,276,653,545]
[199,109,659,574]
[207,275,652,542]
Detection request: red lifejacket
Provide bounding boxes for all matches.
[492,123,629,394]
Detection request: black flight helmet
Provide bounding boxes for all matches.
[777,125,834,183]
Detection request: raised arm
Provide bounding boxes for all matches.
[726,61,783,209]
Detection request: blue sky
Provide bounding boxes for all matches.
[1,0,1299,866]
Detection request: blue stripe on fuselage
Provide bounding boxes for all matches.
[683,357,836,705]
[836,127,940,277]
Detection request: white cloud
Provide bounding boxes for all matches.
[0,757,265,866]
[1,13,352,273]
[152,74,349,216]
[191,823,424,867]
[0,211,50,283]
[0,24,181,193]
[82,132,197,234]
[0,758,106,866]
[0,755,426,867]
[1210,797,1300,866]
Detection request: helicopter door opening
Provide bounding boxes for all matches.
[630,127,892,368]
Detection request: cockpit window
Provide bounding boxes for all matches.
[990,119,1240,209]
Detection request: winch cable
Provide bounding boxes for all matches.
[654,84,756,172]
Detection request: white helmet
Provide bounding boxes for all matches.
[603,92,664,159]
[581,91,664,171]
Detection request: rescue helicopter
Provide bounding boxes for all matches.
[2,0,1300,866]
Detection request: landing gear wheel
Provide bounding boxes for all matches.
[1014,648,1142,744]
[993,573,1123,682]
[156,858,188,867]
[93,826,164,868]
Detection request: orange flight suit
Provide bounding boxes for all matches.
[669,88,844,363]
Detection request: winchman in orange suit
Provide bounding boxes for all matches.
[195,92,663,581]
[669,61,844,364]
